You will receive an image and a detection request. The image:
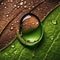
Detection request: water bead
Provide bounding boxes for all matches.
[17,14,43,46]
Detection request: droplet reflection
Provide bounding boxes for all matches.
[17,14,43,46]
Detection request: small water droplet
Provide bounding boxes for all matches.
[16,21,19,23]
[4,3,6,5]
[11,24,14,26]
[20,2,23,6]
[17,6,20,8]
[37,8,40,10]
[32,54,35,58]
[52,20,57,25]
[29,7,31,10]
[24,5,27,8]
[6,14,9,17]
[5,6,7,8]
[8,12,9,14]
[11,45,15,48]
[17,29,19,32]
[14,5,17,7]
[50,36,54,40]
[24,1,27,4]
[32,6,34,8]
[1,2,4,5]
[10,27,14,30]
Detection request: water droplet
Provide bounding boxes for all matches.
[52,20,57,25]
[14,50,17,54]
[8,0,13,2]
[24,1,27,4]
[10,26,14,30]
[4,3,6,5]
[14,5,17,7]
[32,6,34,8]
[17,14,43,46]
[5,6,7,8]
[50,36,54,40]
[17,29,19,32]
[32,54,35,58]
[17,6,20,8]
[11,45,15,48]
[29,7,31,10]
[11,24,14,26]
[20,2,23,6]
[1,2,4,5]
[24,5,27,8]
[16,21,19,23]
[8,12,9,14]
[6,14,9,17]
[37,8,40,10]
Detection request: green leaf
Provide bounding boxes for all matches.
[0,6,60,60]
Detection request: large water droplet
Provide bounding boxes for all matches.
[17,14,43,46]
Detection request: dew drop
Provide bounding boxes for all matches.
[1,2,4,5]
[11,24,14,26]
[20,2,23,6]
[17,6,20,8]
[29,7,31,10]
[32,6,34,8]
[24,5,27,8]
[10,26,14,30]
[17,14,43,46]
[8,0,13,2]
[32,54,35,58]
[6,14,9,17]
[52,20,57,25]
[5,6,7,8]
[11,45,15,48]
[37,8,40,10]
[8,12,9,14]
[24,1,27,4]
[14,5,17,7]
[16,21,19,23]
[50,36,54,40]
